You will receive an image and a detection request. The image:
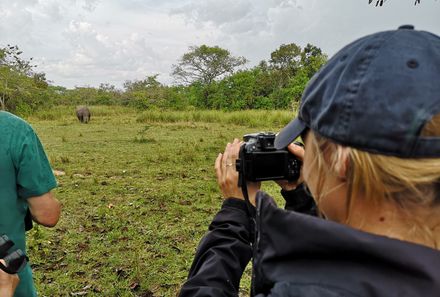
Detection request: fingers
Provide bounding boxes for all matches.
[222,138,241,168]
[222,143,230,167]
[0,258,20,292]
[214,139,244,199]
[215,153,222,182]
[287,142,305,161]
[215,139,240,184]
[275,179,299,191]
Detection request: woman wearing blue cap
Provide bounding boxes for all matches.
[179,25,440,297]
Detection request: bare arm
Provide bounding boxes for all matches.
[27,192,61,227]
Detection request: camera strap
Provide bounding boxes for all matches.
[240,182,257,246]
[236,147,256,218]
[241,183,256,218]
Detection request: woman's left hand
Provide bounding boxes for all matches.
[275,142,305,191]
[215,138,260,205]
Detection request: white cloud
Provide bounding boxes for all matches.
[168,0,314,67]
[1,0,438,88]
[173,0,251,27]
[81,0,100,12]
[171,0,305,36]
[40,14,173,87]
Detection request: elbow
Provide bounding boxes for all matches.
[33,201,62,228]
[39,215,60,228]
[42,221,58,228]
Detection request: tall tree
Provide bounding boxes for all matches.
[300,43,327,78]
[270,43,302,75]
[172,45,247,85]
[268,43,303,89]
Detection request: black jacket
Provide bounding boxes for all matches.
[179,188,440,297]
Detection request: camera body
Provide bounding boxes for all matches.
[0,235,27,274]
[236,132,301,183]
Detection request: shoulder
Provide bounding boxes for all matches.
[0,111,33,132]
[0,112,35,150]
[0,112,40,161]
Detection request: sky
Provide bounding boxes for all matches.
[0,0,438,89]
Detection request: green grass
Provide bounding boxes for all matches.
[25,106,296,296]
[136,109,294,128]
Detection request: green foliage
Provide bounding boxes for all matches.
[1,42,327,114]
[300,43,328,79]
[178,42,327,111]
[270,43,302,82]
[0,44,34,75]
[172,45,247,85]
[287,68,311,104]
[122,76,191,110]
[216,69,259,110]
[0,44,52,113]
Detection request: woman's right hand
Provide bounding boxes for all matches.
[275,142,305,191]
[215,139,261,206]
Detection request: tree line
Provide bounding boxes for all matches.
[0,45,51,114]
[0,43,327,113]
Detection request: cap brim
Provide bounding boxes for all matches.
[274,118,307,149]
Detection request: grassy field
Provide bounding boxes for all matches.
[24,106,295,297]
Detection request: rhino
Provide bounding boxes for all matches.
[76,106,91,123]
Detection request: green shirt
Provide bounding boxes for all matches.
[0,111,57,297]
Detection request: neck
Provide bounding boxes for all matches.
[346,199,440,250]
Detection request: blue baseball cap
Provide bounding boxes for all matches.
[275,25,440,158]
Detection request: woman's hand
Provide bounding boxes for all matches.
[215,138,260,206]
[0,260,19,297]
[275,142,305,191]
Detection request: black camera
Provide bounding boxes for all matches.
[235,132,301,184]
[0,235,28,274]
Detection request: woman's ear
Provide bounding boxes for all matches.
[334,146,350,180]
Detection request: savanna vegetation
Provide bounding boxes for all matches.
[27,106,294,296]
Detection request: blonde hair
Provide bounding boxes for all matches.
[307,114,440,245]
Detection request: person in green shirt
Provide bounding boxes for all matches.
[0,111,61,296]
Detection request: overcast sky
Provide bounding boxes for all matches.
[0,0,438,89]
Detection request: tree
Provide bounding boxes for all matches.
[268,43,302,88]
[0,45,45,111]
[123,74,162,92]
[97,83,121,105]
[123,75,170,109]
[270,43,302,74]
[0,45,34,75]
[172,45,247,85]
[300,43,328,78]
